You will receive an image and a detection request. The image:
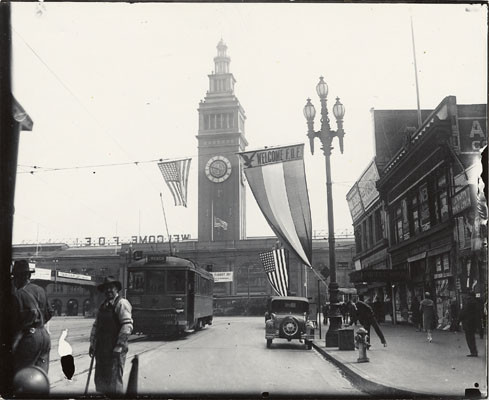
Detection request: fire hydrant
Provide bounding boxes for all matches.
[354,327,370,363]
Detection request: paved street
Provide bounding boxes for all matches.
[48,316,365,397]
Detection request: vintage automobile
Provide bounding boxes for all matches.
[265,296,315,349]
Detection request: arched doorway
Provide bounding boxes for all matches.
[51,299,62,316]
[83,298,92,316]
[66,299,78,316]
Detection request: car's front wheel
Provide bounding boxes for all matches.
[266,339,272,348]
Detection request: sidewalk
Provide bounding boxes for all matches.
[313,322,487,398]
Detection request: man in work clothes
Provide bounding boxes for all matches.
[89,276,133,395]
[11,260,53,374]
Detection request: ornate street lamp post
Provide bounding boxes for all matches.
[303,76,345,347]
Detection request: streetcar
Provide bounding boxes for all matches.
[126,254,214,336]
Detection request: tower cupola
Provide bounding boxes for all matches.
[208,40,235,94]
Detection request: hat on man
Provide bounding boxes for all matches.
[12,260,31,275]
[97,276,122,292]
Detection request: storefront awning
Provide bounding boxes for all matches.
[349,268,409,283]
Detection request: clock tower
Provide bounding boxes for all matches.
[197,40,247,242]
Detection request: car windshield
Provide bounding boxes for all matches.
[271,300,308,313]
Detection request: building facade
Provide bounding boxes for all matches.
[348,96,487,325]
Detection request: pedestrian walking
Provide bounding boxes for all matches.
[346,300,357,325]
[322,303,330,325]
[419,292,436,342]
[459,291,482,357]
[350,299,387,347]
[89,276,133,395]
[411,296,421,331]
[11,260,53,375]
[340,302,348,324]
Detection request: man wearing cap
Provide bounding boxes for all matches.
[11,259,53,374]
[89,276,133,395]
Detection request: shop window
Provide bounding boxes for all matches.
[419,183,431,231]
[392,204,404,244]
[410,194,421,235]
[368,215,374,247]
[442,253,450,272]
[435,256,442,273]
[374,209,383,242]
[435,174,449,223]
[355,226,362,252]
[362,220,368,249]
[402,199,410,240]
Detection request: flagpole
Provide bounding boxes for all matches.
[410,15,422,128]
[159,192,172,256]
[211,199,214,242]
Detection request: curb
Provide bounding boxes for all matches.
[311,342,450,399]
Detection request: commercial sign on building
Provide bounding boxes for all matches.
[210,271,234,283]
[31,267,52,281]
[71,234,192,247]
[451,186,471,216]
[349,268,408,283]
[58,271,92,281]
[346,183,365,222]
[357,161,380,211]
[456,103,487,154]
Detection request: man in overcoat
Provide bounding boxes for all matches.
[11,260,53,375]
[89,276,133,394]
[459,291,482,357]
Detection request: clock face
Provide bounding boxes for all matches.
[205,156,232,183]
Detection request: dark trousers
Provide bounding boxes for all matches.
[465,329,478,355]
[360,317,386,345]
[95,350,127,395]
[13,327,51,374]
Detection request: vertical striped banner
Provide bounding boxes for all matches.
[239,144,312,267]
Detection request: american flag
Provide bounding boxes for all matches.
[157,158,191,207]
[259,248,289,297]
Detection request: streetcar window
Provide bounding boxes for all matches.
[167,270,186,293]
[128,271,144,292]
[147,271,165,294]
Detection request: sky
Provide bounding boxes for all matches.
[10,2,488,245]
